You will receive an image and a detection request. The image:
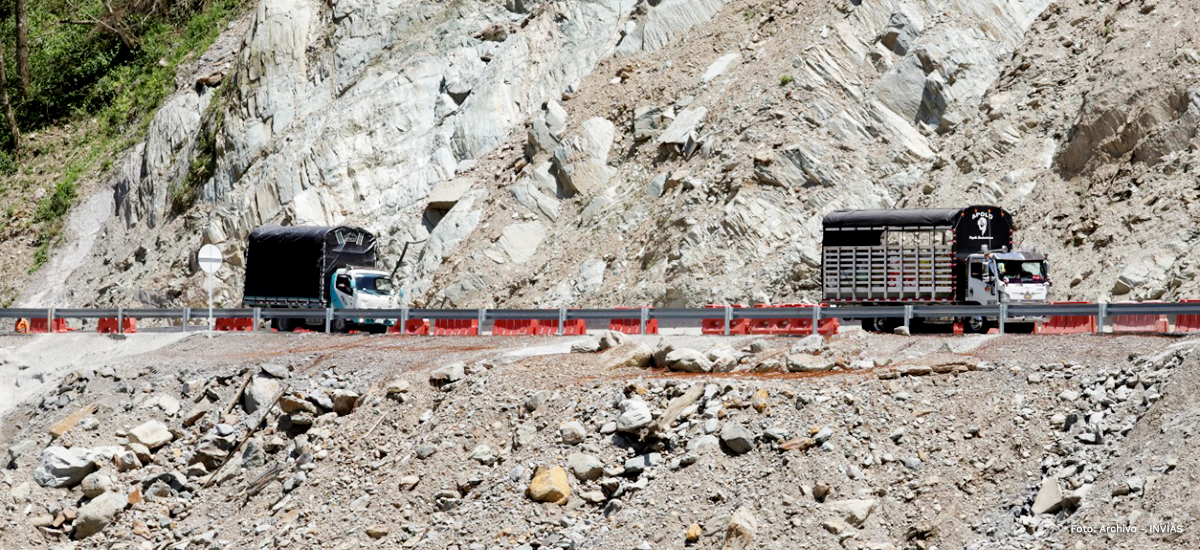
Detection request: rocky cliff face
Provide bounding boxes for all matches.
[23,0,1200,308]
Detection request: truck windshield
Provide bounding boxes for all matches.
[997,261,1046,283]
[356,275,394,295]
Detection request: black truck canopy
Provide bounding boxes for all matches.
[822,205,1014,256]
[243,226,378,306]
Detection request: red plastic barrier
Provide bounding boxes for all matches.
[29,318,69,333]
[214,318,254,331]
[97,318,137,334]
[387,319,431,335]
[609,307,658,334]
[1174,300,1200,333]
[1111,301,1169,333]
[433,319,479,336]
[701,305,749,335]
[1037,302,1096,334]
[745,304,838,336]
[534,319,587,335]
[493,319,538,336]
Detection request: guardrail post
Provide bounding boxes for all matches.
[998,303,1007,335]
[400,307,409,333]
[183,307,190,332]
[325,308,333,334]
[252,308,261,332]
[1097,303,1106,334]
[558,307,567,336]
[47,308,54,333]
[812,305,821,336]
[903,305,913,331]
[117,307,124,335]
[478,308,487,335]
[640,307,649,335]
[723,306,732,336]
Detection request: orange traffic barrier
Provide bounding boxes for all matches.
[534,319,587,335]
[492,319,538,336]
[433,319,479,336]
[701,305,750,335]
[97,318,137,334]
[745,304,838,336]
[1173,300,1200,333]
[1110,301,1169,333]
[387,319,431,335]
[29,318,69,333]
[14,318,29,333]
[1036,302,1096,334]
[609,307,658,334]
[214,318,254,331]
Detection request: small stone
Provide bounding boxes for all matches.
[280,394,317,414]
[260,363,290,378]
[332,390,360,415]
[813,427,833,444]
[616,399,652,432]
[399,475,420,490]
[430,362,466,384]
[571,338,602,353]
[580,490,606,504]
[812,483,830,502]
[825,499,877,527]
[128,420,174,450]
[567,452,604,481]
[559,421,586,444]
[723,507,757,550]
[1032,478,1064,514]
[243,375,281,414]
[81,472,113,498]
[889,428,905,443]
[720,423,755,455]
[468,445,496,465]
[528,466,571,504]
[525,391,552,412]
[685,523,702,543]
[366,526,390,539]
[623,452,662,475]
[385,378,411,395]
[415,445,437,459]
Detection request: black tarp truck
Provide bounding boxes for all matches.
[243,225,397,332]
[821,205,1050,333]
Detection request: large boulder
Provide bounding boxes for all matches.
[430,362,466,384]
[664,348,713,373]
[605,344,653,369]
[74,492,127,539]
[243,375,281,414]
[720,423,755,455]
[33,446,96,488]
[552,117,615,196]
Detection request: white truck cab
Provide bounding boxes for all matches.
[330,267,400,330]
[964,251,1051,306]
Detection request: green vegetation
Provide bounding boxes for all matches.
[780,74,794,86]
[741,7,756,22]
[0,0,244,274]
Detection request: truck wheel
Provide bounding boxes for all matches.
[331,317,348,333]
[962,316,990,334]
[272,318,295,332]
[867,318,898,333]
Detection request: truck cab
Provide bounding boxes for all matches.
[964,252,1051,305]
[330,267,400,331]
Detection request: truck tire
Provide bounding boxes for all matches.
[962,315,990,334]
[272,318,294,332]
[866,318,900,333]
[331,317,348,333]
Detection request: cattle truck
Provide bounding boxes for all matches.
[242,225,398,333]
[821,205,1050,333]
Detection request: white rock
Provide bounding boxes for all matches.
[559,421,586,445]
[33,446,96,488]
[243,375,281,414]
[128,420,174,450]
[81,472,114,498]
[825,499,878,527]
[616,399,653,432]
[74,492,127,539]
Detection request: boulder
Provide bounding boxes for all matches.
[468,445,496,465]
[1031,478,1064,514]
[427,177,474,210]
[606,344,654,369]
[826,499,878,527]
[243,375,281,414]
[615,399,653,432]
[701,53,739,83]
[430,362,466,384]
[128,420,174,450]
[527,466,571,504]
[498,222,548,264]
[658,107,707,149]
[598,330,624,350]
[720,423,755,455]
[280,394,318,414]
[879,7,923,55]
[567,452,604,481]
[618,0,728,54]
[789,335,826,355]
[665,348,713,373]
[34,446,96,488]
[786,354,834,373]
[74,492,127,539]
[571,338,602,353]
[552,118,615,196]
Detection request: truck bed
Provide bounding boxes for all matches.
[822,238,955,302]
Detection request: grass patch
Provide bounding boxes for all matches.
[780,75,795,86]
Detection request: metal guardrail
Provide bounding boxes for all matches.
[6,302,1200,335]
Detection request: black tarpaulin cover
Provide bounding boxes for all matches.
[822,208,963,228]
[243,226,377,305]
[822,206,1014,256]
